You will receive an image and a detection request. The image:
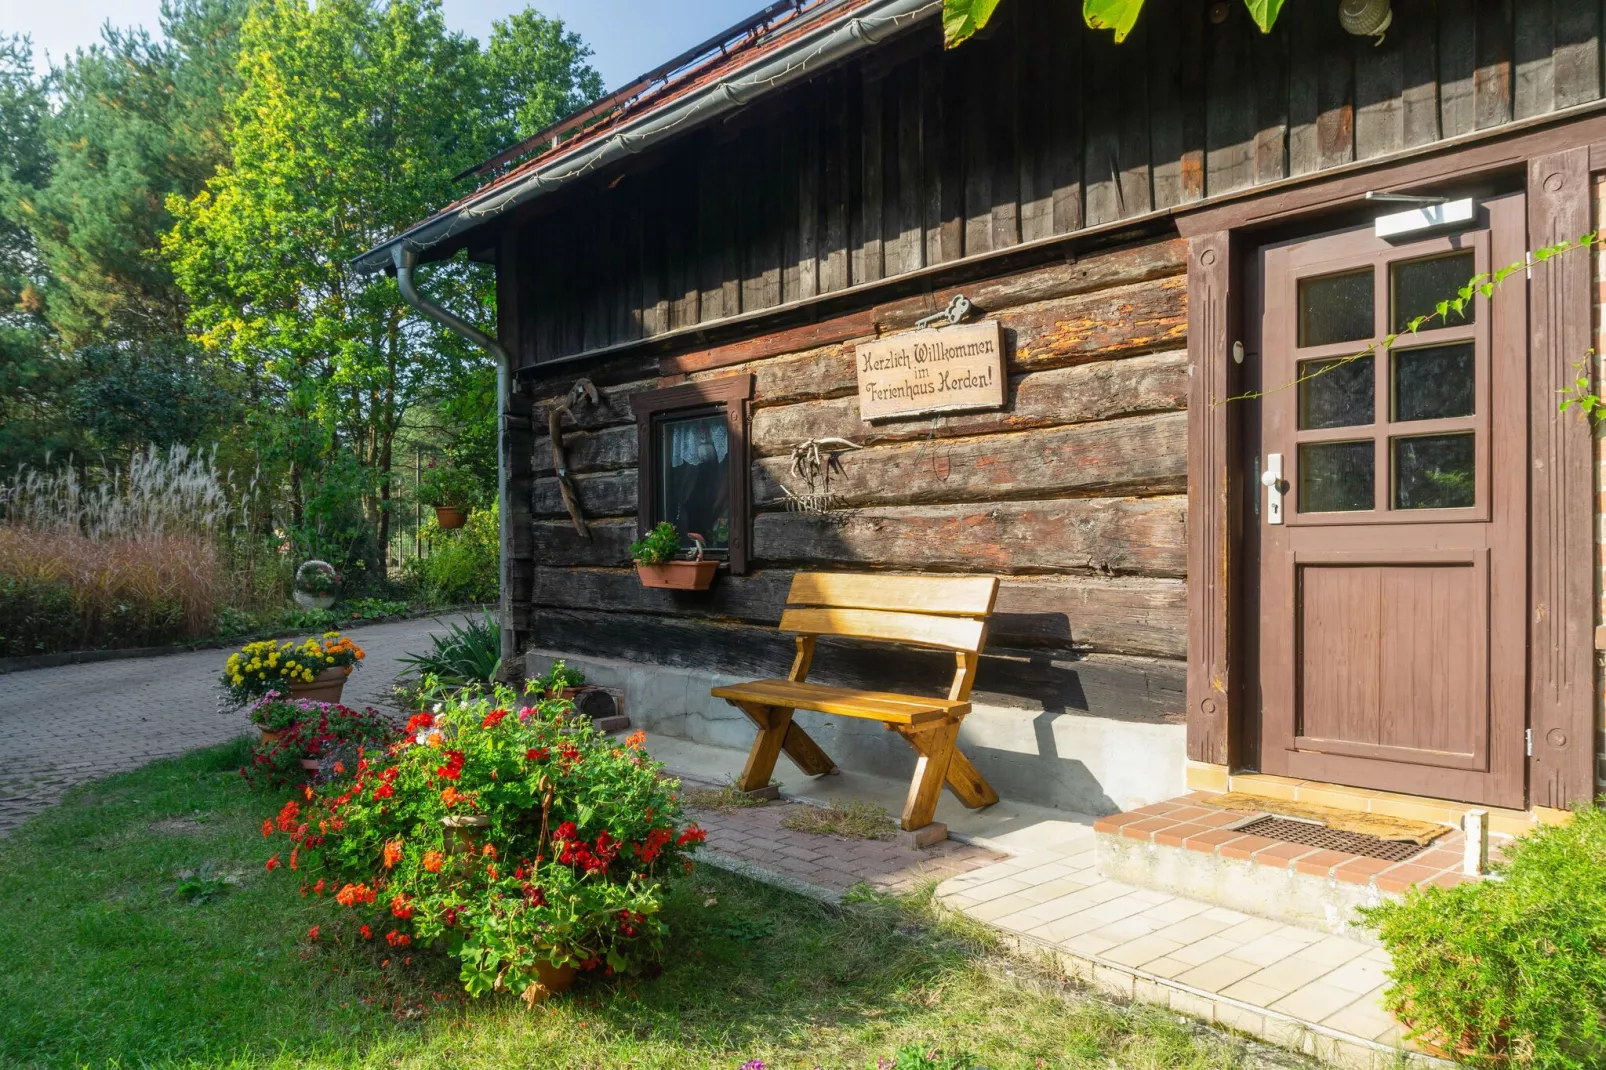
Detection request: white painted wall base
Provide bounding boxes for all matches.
[527,648,1185,815]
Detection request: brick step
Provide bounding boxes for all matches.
[1093,795,1481,942]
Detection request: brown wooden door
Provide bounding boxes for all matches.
[1255,193,1527,808]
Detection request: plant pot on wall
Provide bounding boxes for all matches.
[635,561,719,590]
[289,666,348,703]
[435,506,468,530]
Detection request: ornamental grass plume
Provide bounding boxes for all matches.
[0,445,285,655]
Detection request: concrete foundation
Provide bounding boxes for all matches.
[526,648,1185,816]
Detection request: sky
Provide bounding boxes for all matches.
[7,0,766,90]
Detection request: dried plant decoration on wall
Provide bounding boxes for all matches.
[547,379,599,539]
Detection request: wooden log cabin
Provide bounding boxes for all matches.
[360,0,1606,823]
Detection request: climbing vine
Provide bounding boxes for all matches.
[943,0,1287,47]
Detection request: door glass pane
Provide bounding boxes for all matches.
[1299,269,1374,347]
[1299,441,1374,513]
[1393,343,1474,422]
[1391,251,1475,333]
[1299,355,1374,429]
[655,412,731,550]
[1393,433,1475,510]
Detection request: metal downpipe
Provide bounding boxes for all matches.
[393,246,516,669]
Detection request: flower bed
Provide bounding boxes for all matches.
[221,631,364,706]
[243,699,396,789]
[260,687,705,1000]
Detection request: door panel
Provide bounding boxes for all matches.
[1255,194,1527,808]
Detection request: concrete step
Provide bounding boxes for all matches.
[1094,796,1481,941]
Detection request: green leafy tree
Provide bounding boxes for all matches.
[165,0,555,576]
[15,0,247,346]
[485,10,604,143]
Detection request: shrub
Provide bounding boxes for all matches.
[243,702,396,790]
[260,687,706,999]
[0,573,79,656]
[406,504,498,605]
[221,632,365,707]
[397,612,502,690]
[1362,807,1606,1068]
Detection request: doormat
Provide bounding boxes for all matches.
[1208,792,1452,846]
[1234,815,1429,863]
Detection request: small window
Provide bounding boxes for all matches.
[633,373,752,573]
[655,410,731,551]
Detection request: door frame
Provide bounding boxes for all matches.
[1177,112,1605,811]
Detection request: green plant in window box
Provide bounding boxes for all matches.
[629,522,719,591]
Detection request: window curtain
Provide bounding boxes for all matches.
[667,420,728,468]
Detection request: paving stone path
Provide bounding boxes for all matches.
[683,777,1005,898]
[0,614,475,835]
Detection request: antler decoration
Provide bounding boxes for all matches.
[548,378,600,538]
[784,437,862,514]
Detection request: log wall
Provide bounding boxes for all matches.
[515,238,1190,723]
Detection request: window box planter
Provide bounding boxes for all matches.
[635,560,719,590]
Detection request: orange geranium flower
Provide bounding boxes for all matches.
[422,850,445,873]
[441,785,462,807]
[626,730,647,749]
[382,839,404,868]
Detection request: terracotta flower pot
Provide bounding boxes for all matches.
[259,727,284,745]
[636,561,718,590]
[289,666,348,704]
[520,959,579,1003]
[435,506,468,529]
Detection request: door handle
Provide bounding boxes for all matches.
[1261,453,1287,525]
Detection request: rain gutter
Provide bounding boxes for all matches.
[352,0,941,275]
[393,246,516,667]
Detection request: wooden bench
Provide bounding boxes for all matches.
[710,573,1002,832]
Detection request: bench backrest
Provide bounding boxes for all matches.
[780,572,999,702]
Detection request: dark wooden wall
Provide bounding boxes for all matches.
[504,0,1606,369]
[516,239,1191,722]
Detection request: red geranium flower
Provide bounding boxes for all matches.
[307,926,320,942]
[481,708,508,729]
[265,854,281,872]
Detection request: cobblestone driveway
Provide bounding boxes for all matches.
[0,614,476,835]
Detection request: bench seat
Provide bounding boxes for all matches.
[710,679,967,725]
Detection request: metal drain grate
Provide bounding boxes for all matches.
[1235,816,1428,863]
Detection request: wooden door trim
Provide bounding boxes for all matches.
[1527,148,1597,810]
[1184,231,1238,767]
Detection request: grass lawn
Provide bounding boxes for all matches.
[0,741,1308,1069]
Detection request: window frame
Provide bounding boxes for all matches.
[632,372,753,574]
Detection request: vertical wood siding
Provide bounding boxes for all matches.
[509,0,1606,369]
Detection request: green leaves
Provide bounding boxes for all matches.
[1241,0,1287,33]
[945,0,1291,48]
[941,0,1004,47]
[1081,0,1147,42]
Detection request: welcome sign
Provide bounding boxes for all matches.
[853,320,1006,422]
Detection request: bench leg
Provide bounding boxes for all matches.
[781,721,838,777]
[893,724,999,810]
[726,700,837,786]
[734,703,793,793]
[901,721,960,831]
